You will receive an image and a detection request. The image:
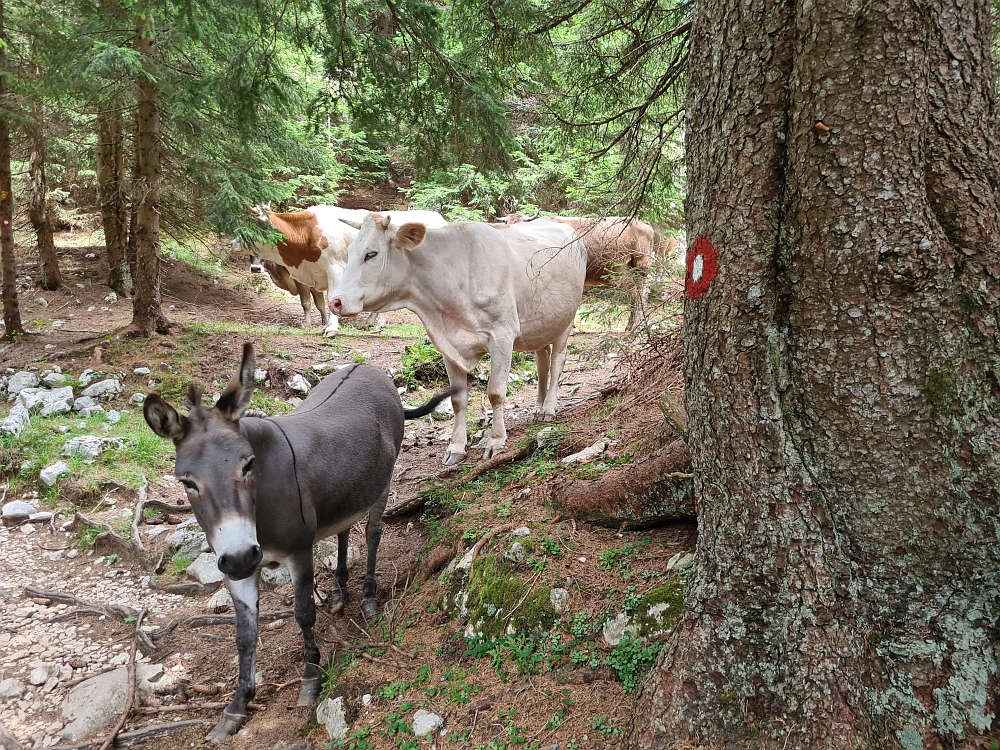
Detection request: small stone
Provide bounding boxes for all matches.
[207,588,233,613]
[29,667,51,686]
[48,551,64,562]
[106,410,121,424]
[7,371,39,395]
[186,553,225,585]
[2,500,37,525]
[602,613,635,646]
[412,709,444,737]
[289,374,310,395]
[28,512,54,523]
[133,367,151,376]
[130,393,145,405]
[550,588,569,614]
[511,527,531,538]
[20,523,35,534]
[561,439,608,465]
[0,678,26,702]
[62,436,124,460]
[104,291,118,304]
[40,461,71,487]
[535,425,559,448]
[361,693,372,706]
[316,696,349,741]
[77,369,96,386]
[66,549,79,559]
[253,369,268,384]
[505,542,527,564]
[261,565,291,586]
[80,379,122,400]
[42,372,68,388]
[0,401,29,437]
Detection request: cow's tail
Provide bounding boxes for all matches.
[403,387,462,420]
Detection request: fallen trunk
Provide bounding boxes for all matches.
[550,439,695,529]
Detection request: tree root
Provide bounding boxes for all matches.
[46,720,210,750]
[23,586,140,620]
[185,610,294,629]
[550,439,696,529]
[97,609,146,750]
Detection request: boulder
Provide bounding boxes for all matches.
[207,587,233,613]
[6,371,39,395]
[412,709,444,737]
[316,696,349,741]
[261,565,291,586]
[40,461,71,487]
[166,519,210,557]
[0,678,25,703]
[60,664,166,741]
[0,402,29,437]
[42,372,68,388]
[81,378,122,399]
[2,501,37,526]
[77,369,96,386]
[18,386,74,416]
[186,553,225,585]
[62,436,124,460]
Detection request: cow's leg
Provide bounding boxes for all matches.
[533,345,552,423]
[206,571,260,744]
[482,346,513,460]
[361,487,390,619]
[442,358,471,466]
[297,283,313,327]
[287,552,323,706]
[329,530,350,607]
[540,323,573,420]
[323,265,344,337]
[312,289,329,327]
[625,268,650,332]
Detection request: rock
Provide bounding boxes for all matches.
[146,525,169,539]
[6,371,39,395]
[262,565,291,586]
[602,613,634,646]
[28,666,52,686]
[28,512,53,523]
[42,372,68,387]
[550,588,570,614]
[505,542,527,564]
[431,399,454,420]
[0,678,26,702]
[81,378,122,399]
[62,435,124,459]
[60,664,165,741]
[412,709,444,737]
[19,386,75,416]
[316,696,349,741]
[361,693,372,706]
[511,527,531,538]
[40,461,71,487]
[48,550,63,562]
[72,396,98,412]
[207,587,233,613]
[535,426,559,448]
[133,367,151,376]
[2,501,37,525]
[346,545,361,568]
[186,553,225,585]
[77,369,96,386]
[130,393,145,405]
[106,410,121,424]
[0,720,25,750]
[0,402,29,437]
[166,519,210,557]
[666,552,694,571]
[560,439,608,465]
[289,374,310,395]
[253,368,268,383]
[314,538,338,571]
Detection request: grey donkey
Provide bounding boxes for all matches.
[143,343,452,743]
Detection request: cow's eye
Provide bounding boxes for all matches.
[364,251,378,262]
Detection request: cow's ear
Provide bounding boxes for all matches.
[144,394,189,441]
[394,222,427,250]
[216,342,255,421]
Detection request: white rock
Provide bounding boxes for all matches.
[0,678,26,702]
[361,693,372,706]
[316,696,349,741]
[560,439,608,465]
[550,588,570,613]
[166,522,210,557]
[42,372,68,387]
[666,552,694,572]
[412,709,444,737]
[145,526,169,539]
[2,500,37,524]
[505,542,527,564]
[602,613,636,646]
[511,527,531,538]
[40,461,71,487]
[72,396,98,412]
[81,379,122,399]
[62,436,124,459]
[289,374,310,395]
[78,369,96,386]
[433,399,454,417]
[133,367,151,376]
[535,425,559,448]
[106,410,121,424]
[19,386,75,416]
[253,368,268,383]
[0,401,30,436]
[130,393,145,405]
[7,371,39,394]
[207,588,233,613]
[261,565,291,586]
[29,666,52,686]
[186,553,224,585]
[104,291,118,304]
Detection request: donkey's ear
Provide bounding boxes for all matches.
[144,394,189,441]
[216,342,255,420]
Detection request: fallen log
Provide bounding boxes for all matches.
[550,439,696,529]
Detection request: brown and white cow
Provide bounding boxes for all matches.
[249,254,328,328]
[249,205,447,336]
[332,215,587,465]
[502,214,657,330]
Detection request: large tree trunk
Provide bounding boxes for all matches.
[0,0,21,339]
[27,109,60,291]
[128,13,168,335]
[97,104,131,295]
[629,0,1000,748]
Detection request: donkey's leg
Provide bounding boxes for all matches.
[206,571,260,744]
[361,488,390,619]
[329,530,350,607]
[287,551,323,706]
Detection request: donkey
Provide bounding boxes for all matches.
[144,343,450,743]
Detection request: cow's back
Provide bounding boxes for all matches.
[555,217,654,286]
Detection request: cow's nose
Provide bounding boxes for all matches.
[331,297,344,315]
[250,265,263,273]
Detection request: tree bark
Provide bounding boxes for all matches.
[128,13,168,335]
[629,1,1000,748]
[27,108,60,291]
[0,0,21,339]
[97,104,131,295]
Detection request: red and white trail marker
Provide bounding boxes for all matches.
[686,236,718,300]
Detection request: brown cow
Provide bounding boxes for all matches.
[249,255,328,328]
[502,214,660,330]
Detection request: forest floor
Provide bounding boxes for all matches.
[0,224,697,750]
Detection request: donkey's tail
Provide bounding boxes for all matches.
[404,388,461,420]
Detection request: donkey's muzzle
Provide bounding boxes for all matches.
[218,545,262,580]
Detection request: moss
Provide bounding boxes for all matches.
[460,555,556,638]
[630,579,684,637]
[924,364,958,417]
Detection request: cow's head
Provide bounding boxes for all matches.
[331,213,427,317]
[144,343,262,581]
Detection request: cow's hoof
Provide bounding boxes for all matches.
[297,676,322,707]
[361,598,378,619]
[206,711,247,744]
[322,325,340,338]
[482,443,507,460]
[442,450,467,466]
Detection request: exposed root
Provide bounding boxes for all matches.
[96,608,146,750]
[46,719,210,749]
[185,610,294,629]
[23,587,140,621]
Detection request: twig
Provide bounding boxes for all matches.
[129,484,148,557]
[97,608,146,750]
[61,666,120,689]
[185,610,294,628]
[22,587,139,620]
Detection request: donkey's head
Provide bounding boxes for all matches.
[144,343,262,580]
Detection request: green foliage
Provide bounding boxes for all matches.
[605,636,662,693]
[400,341,448,389]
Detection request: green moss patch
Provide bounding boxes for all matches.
[460,555,556,639]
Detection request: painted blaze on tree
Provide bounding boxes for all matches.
[629,0,1000,748]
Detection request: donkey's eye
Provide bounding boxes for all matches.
[179,478,199,495]
[364,251,378,262]
[242,457,254,477]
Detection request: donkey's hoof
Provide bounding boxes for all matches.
[206,711,247,744]
[442,450,466,466]
[361,598,378,619]
[329,588,347,607]
[297,677,322,707]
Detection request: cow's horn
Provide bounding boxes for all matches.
[339,218,363,229]
[525,209,541,222]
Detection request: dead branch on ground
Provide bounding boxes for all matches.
[23,587,139,620]
[185,609,294,628]
[96,608,146,750]
[46,720,210,750]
